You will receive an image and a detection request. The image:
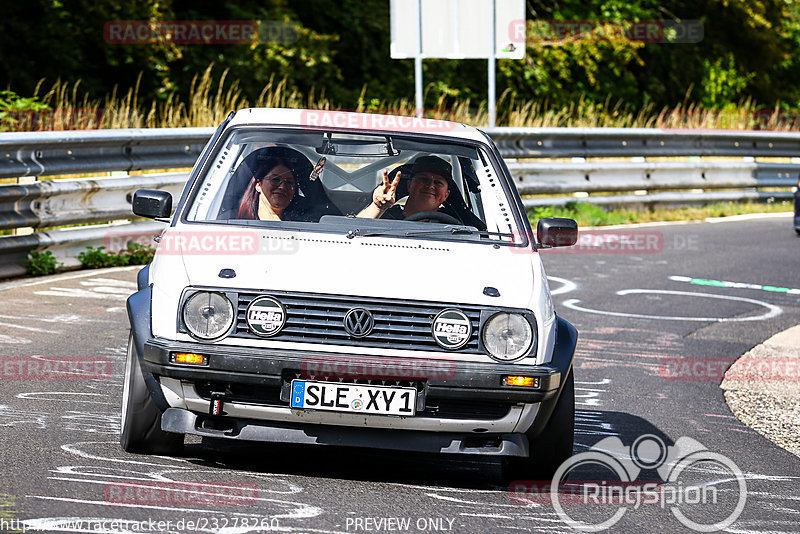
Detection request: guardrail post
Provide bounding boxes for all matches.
[13,175,36,236]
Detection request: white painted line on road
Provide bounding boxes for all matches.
[547,276,577,296]
[0,320,59,333]
[16,392,110,404]
[563,289,782,322]
[0,266,139,292]
[705,212,793,223]
[0,334,31,344]
[0,313,92,324]
[80,278,138,288]
[459,513,515,519]
[576,378,612,386]
[34,287,129,300]
[61,441,192,467]
[25,495,272,517]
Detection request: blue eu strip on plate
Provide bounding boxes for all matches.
[291,381,306,407]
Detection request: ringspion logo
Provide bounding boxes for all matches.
[510,434,746,532]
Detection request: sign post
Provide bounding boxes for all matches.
[390,0,525,126]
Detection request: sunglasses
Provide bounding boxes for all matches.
[261,170,296,188]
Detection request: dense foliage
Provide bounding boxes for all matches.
[1,0,798,117]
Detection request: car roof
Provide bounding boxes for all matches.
[227,108,489,143]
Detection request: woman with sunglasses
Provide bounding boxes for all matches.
[237,157,299,220]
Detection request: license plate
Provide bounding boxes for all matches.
[290,380,416,416]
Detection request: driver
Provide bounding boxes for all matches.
[358,155,452,220]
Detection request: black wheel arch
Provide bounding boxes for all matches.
[527,315,577,438]
[126,286,170,412]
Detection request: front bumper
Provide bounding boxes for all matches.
[127,286,578,456]
[144,340,562,438]
[142,339,564,402]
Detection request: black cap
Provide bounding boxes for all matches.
[410,155,452,181]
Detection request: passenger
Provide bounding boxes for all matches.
[238,157,299,221]
[358,156,452,220]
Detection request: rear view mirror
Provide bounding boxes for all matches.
[132,189,173,219]
[537,217,578,247]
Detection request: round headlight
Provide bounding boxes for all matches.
[182,291,234,340]
[482,313,534,361]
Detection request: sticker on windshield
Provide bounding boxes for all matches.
[432,309,472,349]
[246,296,287,336]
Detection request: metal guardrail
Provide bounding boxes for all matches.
[486,127,800,158]
[0,127,798,278]
[0,128,212,179]
[0,172,187,230]
[505,160,798,207]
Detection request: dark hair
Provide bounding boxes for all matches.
[237,157,296,219]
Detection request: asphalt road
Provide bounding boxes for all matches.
[0,214,798,534]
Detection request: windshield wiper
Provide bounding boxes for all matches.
[345,226,516,240]
[345,228,402,239]
[402,226,478,237]
[404,228,517,240]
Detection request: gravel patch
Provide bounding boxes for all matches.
[721,325,800,457]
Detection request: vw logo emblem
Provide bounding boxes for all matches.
[343,308,374,338]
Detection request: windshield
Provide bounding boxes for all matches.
[184,128,523,243]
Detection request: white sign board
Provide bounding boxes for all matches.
[390,0,525,59]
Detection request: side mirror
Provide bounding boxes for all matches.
[132,189,173,219]
[537,217,578,247]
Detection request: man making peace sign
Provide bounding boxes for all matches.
[358,155,452,220]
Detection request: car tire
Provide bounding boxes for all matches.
[502,369,574,481]
[120,333,184,454]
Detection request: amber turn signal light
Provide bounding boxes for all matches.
[504,376,538,387]
[172,352,207,365]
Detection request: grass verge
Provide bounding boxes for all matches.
[527,200,794,227]
[3,64,800,131]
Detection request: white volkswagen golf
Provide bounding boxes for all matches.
[123,108,578,479]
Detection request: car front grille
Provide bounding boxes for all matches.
[232,290,482,354]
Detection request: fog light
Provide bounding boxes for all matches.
[505,376,538,387]
[173,352,207,365]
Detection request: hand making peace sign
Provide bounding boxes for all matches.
[372,169,401,211]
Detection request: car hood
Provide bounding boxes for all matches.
[175,228,538,309]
